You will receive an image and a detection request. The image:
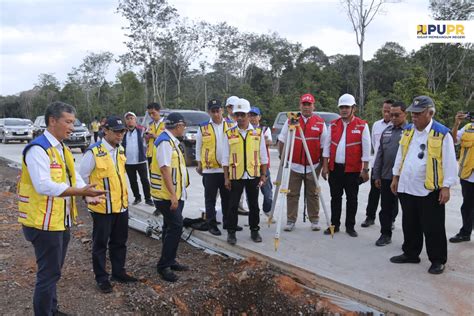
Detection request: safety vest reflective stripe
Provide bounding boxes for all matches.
[42,196,54,230]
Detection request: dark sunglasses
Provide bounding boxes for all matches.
[418,144,426,159]
[234,112,246,117]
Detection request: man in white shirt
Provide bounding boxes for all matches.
[249,106,273,218]
[122,112,153,206]
[222,98,268,245]
[448,111,474,243]
[390,96,458,275]
[361,99,392,228]
[79,116,138,293]
[196,99,237,236]
[19,102,105,315]
[278,94,328,232]
[321,94,371,237]
[152,113,190,282]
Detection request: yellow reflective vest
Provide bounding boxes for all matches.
[225,126,262,180]
[199,120,230,169]
[146,120,166,158]
[150,132,190,200]
[87,142,128,214]
[18,134,78,231]
[399,120,450,190]
[459,123,474,179]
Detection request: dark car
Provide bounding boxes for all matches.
[33,115,92,152]
[140,109,210,165]
[271,111,340,145]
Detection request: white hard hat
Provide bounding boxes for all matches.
[233,98,251,114]
[338,93,356,107]
[226,96,239,107]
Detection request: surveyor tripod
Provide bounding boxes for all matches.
[268,112,334,251]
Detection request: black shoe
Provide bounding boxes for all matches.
[158,267,178,282]
[227,232,237,245]
[250,231,262,242]
[361,217,375,227]
[237,209,249,215]
[111,273,138,283]
[375,235,392,246]
[346,229,358,237]
[428,263,445,275]
[390,254,421,264]
[323,227,339,235]
[132,198,142,205]
[170,263,189,271]
[209,225,222,236]
[97,280,113,293]
[449,234,470,243]
[145,199,154,206]
[223,225,243,231]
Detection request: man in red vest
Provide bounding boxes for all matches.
[278,93,328,231]
[321,93,371,237]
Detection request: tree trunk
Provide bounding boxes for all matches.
[358,42,364,112]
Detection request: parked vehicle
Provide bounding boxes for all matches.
[33,115,92,152]
[140,109,210,165]
[0,118,34,143]
[271,111,340,145]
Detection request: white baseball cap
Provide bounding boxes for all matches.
[226,96,240,107]
[233,98,251,114]
[124,111,137,118]
[338,94,356,107]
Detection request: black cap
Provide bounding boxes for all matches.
[207,99,222,110]
[407,96,435,113]
[104,115,126,131]
[165,112,185,127]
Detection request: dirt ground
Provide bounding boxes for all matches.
[0,158,360,315]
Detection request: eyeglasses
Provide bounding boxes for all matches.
[418,144,426,159]
[234,112,246,117]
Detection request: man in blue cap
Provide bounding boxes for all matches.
[79,115,138,293]
[249,106,273,218]
[150,112,190,282]
[390,96,458,274]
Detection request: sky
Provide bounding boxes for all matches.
[0,0,432,96]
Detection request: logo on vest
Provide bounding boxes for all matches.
[351,129,361,134]
[311,126,320,131]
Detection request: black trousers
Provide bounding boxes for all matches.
[91,211,129,283]
[125,162,151,201]
[93,132,99,143]
[23,226,70,316]
[328,164,360,230]
[379,179,399,236]
[459,179,474,236]
[399,191,447,264]
[228,178,260,232]
[155,200,184,269]
[202,173,230,227]
[365,171,381,220]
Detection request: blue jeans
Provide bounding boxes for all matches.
[260,169,273,214]
[155,200,184,270]
[23,226,70,316]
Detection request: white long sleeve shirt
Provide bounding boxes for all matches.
[278,116,328,173]
[322,118,371,164]
[371,119,392,167]
[195,119,226,174]
[222,124,268,179]
[25,130,86,219]
[392,120,458,196]
[156,130,188,200]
